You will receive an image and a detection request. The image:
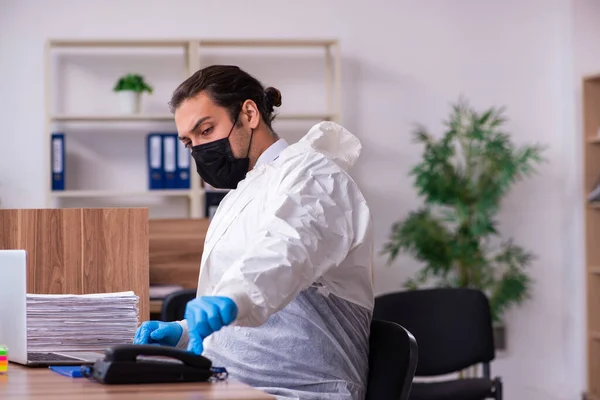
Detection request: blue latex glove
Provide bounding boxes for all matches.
[185,296,238,355]
[133,321,183,347]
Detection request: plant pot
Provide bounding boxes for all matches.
[117,90,141,114]
[493,323,506,351]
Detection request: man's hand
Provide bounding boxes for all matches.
[133,321,183,347]
[185,296,238,354]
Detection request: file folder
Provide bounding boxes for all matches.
[147,133,163,190]
[176,136,191,189]
[51,133,65,191]
[162,133,177,189]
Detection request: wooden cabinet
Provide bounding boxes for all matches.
[0,208,149,322]
[583,74,600,399]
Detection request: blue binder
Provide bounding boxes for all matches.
[51,133,65,191]
[175,135,190,189]
[147,133,163,190]
[162,133,177,189]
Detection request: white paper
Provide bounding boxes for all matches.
[25,291,139,352]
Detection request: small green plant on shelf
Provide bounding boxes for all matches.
[113,73,153,94]
[113,73,153,114]
[381,98,546,324]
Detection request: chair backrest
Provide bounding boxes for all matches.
[160,289,198,322]
[366,319,418,400]
[373,288,495,377]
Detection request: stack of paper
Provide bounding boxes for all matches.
[26,291,139,352]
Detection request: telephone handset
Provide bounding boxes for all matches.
[84,344,216,384]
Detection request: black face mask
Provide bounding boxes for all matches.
[190,118,253,190]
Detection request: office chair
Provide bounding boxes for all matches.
[160,289,197,322]
[366,319,418,400]
[373,288,502,400]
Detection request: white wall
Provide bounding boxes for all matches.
[0,0,594,398]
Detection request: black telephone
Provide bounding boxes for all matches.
[84,344,215,384]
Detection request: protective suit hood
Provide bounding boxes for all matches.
[297,121,362,171]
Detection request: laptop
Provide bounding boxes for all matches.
[0,249,103,366]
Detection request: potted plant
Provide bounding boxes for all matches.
[113,73,153,114]
[382,99,546,349]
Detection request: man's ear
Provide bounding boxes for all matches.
[241,99,260,129]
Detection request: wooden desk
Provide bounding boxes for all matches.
[1,364,274,399]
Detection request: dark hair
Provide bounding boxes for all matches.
[168,65,282,130]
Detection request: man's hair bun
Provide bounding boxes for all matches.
[264,87,282,112]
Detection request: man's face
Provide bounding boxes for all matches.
[174,91,251,159]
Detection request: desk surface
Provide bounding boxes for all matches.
[1,364,274,399]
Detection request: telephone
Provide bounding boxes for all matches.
[83,344,215,385]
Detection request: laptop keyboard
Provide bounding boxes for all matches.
[27,352,82,362]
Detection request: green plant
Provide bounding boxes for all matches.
[113,73,153,94]
[382,99,546,323]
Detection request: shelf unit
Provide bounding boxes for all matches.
[583,72,600,399]
[45,38,341,218]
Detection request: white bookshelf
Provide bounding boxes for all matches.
[45,38,341,218]
[50,114,176,122]
[50,113,334,123]
[50,189,194,198]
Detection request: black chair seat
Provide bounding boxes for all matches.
[410,378,495,400]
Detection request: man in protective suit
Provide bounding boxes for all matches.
[135,65,374,400]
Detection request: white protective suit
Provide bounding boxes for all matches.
[176,121,374,400]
